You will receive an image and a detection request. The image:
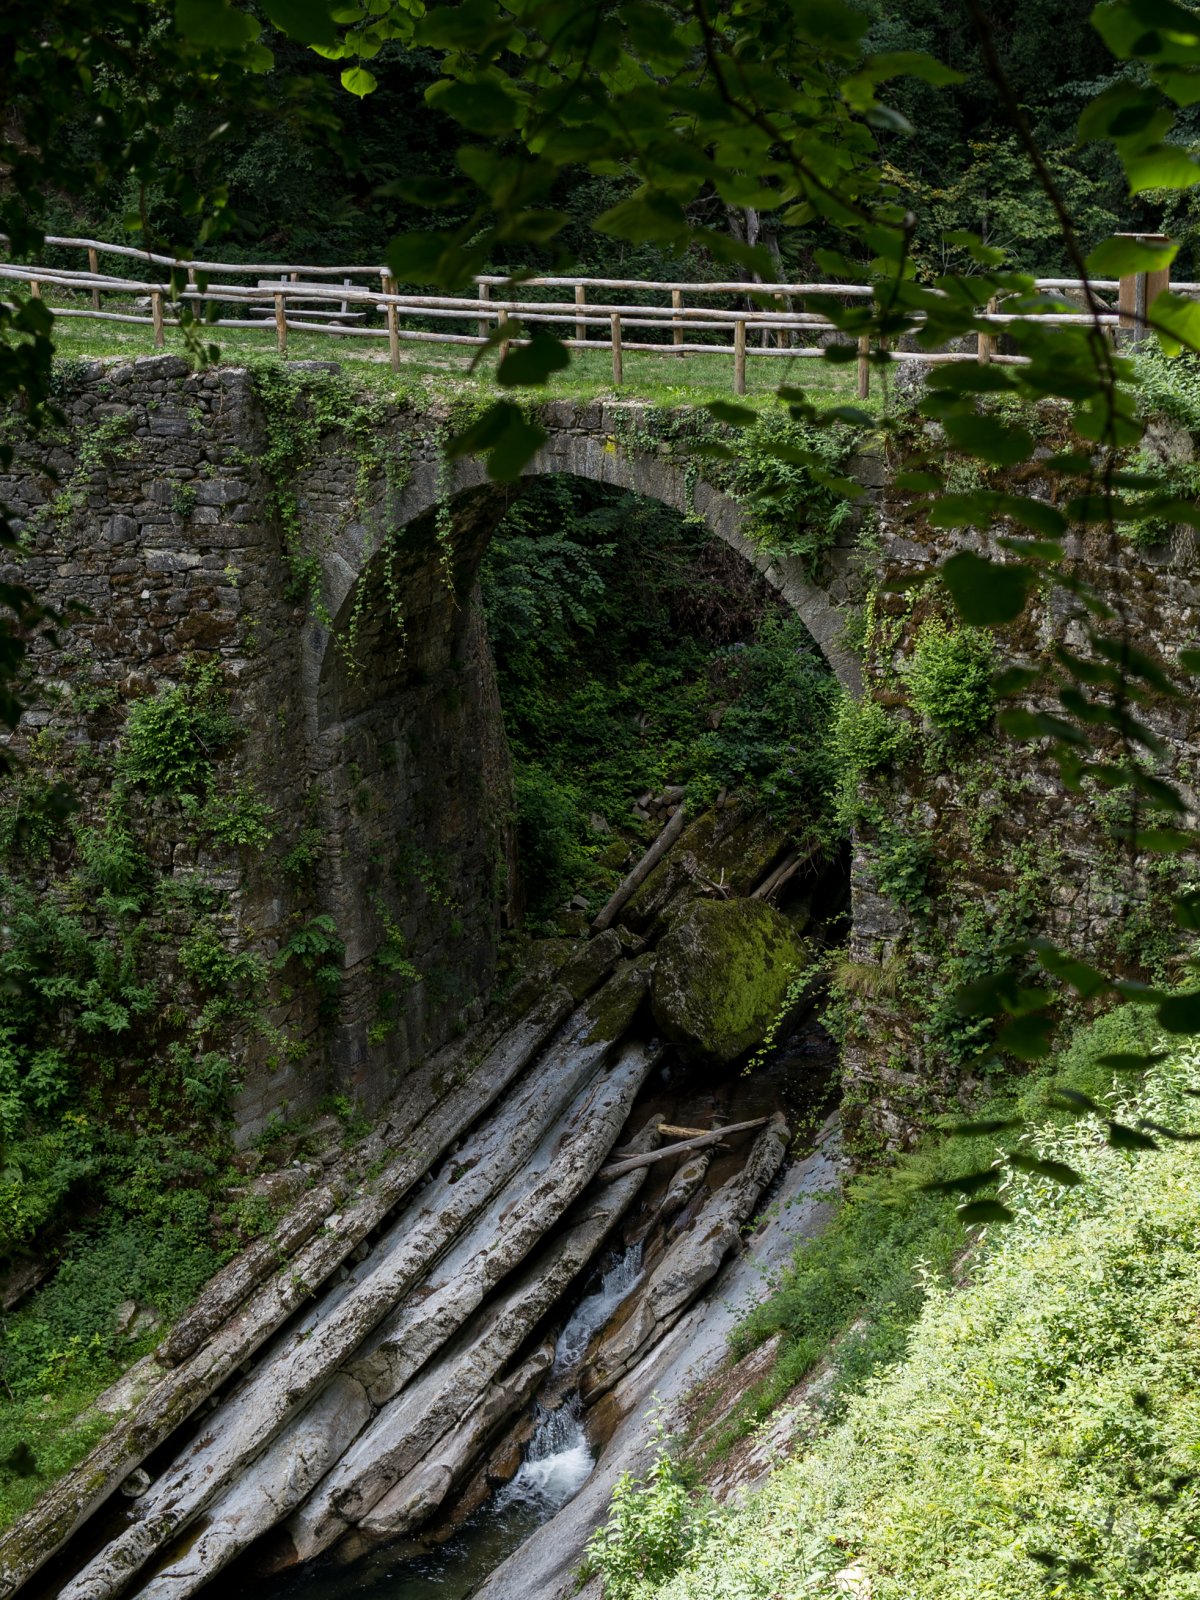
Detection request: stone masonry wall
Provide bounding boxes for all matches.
[0,357,516,1139]
[841,408,1200,1150]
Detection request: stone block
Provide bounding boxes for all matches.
[103,514,137,544]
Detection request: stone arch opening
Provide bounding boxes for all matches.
[306,431,855,1104]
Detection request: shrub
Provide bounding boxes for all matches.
[873,828,933,917]
[903,617,995,740]
[117,662,237,797]
[581,1431,715,1600]
[649,1035,1200,1600]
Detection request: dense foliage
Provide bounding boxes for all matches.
[594,1010,1200,1600]
[480,477,841,924]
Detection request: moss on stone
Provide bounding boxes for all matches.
[650,898,809,1065]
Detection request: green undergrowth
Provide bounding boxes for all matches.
[479,476,843,928]
[0,1202,223,1530]
[597,1006,1200,1600]
[702,1004,1162,1461]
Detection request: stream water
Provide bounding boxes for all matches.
[250,1245,644,1600]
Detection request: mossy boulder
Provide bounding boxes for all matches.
[650,898,809,1065]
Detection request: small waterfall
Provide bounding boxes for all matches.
[493,1244,644,1519]
[495,1395,594,1516]
[554,1242,643,1373]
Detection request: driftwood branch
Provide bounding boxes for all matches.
[598,1117,769,1181]
[591,805,686,932]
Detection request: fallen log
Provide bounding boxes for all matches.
[591,803,686,932]
[332,1343,554,1567]
[0,982,582,1600]
[55,962,651,1600]
[657,1123,712,1139]
[750,841,822,903]
[598,1117,769,1180]
[348,1046,665,1409]
[159,986,571,1369]
[348,1160,657,1547]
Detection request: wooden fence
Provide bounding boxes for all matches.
[0,234,1188,397]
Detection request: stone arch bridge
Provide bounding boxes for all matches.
[6,356,878,1137]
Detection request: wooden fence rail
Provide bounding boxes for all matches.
[0,235,1184,397]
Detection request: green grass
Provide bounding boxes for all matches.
[46,300,870,410]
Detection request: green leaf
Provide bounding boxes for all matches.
[595,190,690,249]
[340,64,378,96]
[1092,0,1200,59]
[497,332,570,387]
[993,665,1041,695]
[1096,1049,1170,1069]
[261,0,338,43]
[1034,946,1110,998]
[1085,233,1179,275]
[1049,1087,1102,1114]
[1136,826,1197,851]
[923,1166,1002,1195]
[427,77,522,134]
[705,401,759,426]
[1007,1152,1082,1186]
[175,0,260,49]
[1138,1117,1200,1141]
[998,1013,1055,1060]
[1152,289,1200,353]
[445,401,546,483]
[1180,648,1200,672]
[957,1198,1014,1224]
[939,551,1036,626]
[942,412,1034,466]
[1174,888,1200,929]
[1125,144,1200,193]
[1157,989,1200,1032]
[1107,1120,1160,1151]
[943,1117,1022,1136]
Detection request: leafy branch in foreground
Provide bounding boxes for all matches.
[346,0,1200,1160]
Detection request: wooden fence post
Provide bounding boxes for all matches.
[1118,233,1171,341]
[28,278,39,299]
[672,288,684,352]
[856,334,870,399]
[478,282,491,341]
[611,313,623,384]
[498,307,511,364]
[386,286,400,372]
[151,290,165,347]
[88,247,101,311]
[978,296,998,364]
[575,284,587,344]
[734,317,747,395]
[274,292,287,355]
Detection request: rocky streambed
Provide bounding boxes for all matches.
[2,803,845,1600]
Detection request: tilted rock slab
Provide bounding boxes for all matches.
[0,982,579,1600]
[134,1375,373,1600]
[283,1048,661,1563]
[56,961,650,1600]
[581,1113,790,1402]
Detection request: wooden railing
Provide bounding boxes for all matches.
[1,234,1190,397]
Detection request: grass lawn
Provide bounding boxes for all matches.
[46,300,877,412]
